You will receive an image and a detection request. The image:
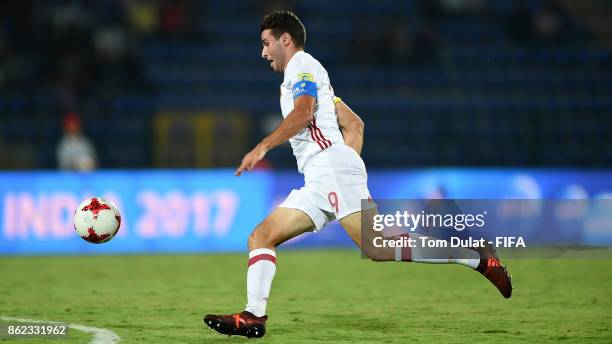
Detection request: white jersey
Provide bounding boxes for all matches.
[280,51,344,173]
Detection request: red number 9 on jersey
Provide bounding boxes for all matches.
[328,192,339,213]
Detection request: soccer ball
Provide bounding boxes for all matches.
[74,197,121,244]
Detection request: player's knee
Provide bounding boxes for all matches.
[247,228,263,250]
[247,222,276,250]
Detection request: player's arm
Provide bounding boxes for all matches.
[260,95,315,151]
[235,95,315,176]
[335,97,364,155]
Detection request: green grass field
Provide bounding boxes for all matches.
[1,250,611,343]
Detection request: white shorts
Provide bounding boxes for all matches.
[278,144,373,231]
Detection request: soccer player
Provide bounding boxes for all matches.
[204,11,512,338]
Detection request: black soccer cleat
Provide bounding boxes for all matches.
[476,242,513,298]
[204,311,267,338]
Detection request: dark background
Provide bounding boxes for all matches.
[0,0,610,169]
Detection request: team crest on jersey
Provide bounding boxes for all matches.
[298,73,314,82]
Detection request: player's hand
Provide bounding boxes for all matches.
[235,144,268,176]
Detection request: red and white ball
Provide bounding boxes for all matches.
[74,197,121,244]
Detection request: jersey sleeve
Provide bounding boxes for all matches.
[287,58,318,101]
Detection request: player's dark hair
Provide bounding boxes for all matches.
[260,11,306,49]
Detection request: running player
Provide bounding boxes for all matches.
[204,11,512,338]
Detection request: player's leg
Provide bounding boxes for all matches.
[340,209,480,265]
[338,206,396,261]
[339,210,513,298]
[245,207,315,317]
[247,206,315,250]
[204,206,315,338]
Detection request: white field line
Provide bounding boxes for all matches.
[0,316,120,343]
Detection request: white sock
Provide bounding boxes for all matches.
[395,233,480,269]
[244,248,276,317]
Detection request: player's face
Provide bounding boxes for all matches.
[261,29,283,73]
